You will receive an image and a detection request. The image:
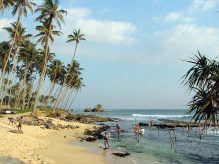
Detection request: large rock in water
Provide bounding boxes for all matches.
[84,104,104,112]
[84,108,92,112]
[92,104,104,112]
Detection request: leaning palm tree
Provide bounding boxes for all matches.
[46,59,64,107]
[53,29,85,111]
[32,0,67,115]
[1,23,32,107]
[19,41,38,109]
[183,51,219,128]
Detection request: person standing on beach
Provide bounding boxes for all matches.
[134,123,139,136]
[17,116,23,132]
[116,124,121,141]
[103,132,109,149]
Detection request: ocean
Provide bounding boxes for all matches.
[75,109,219,164]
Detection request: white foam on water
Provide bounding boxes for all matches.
[131,114,190,118]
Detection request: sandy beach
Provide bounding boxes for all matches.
[0,114,131,164]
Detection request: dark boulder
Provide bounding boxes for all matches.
[112,152,130,157]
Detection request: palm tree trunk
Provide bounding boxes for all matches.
[59,88,71,109]
[53,85,65,112]
[63,89,74,110]
[67,91,78,111]
[45,80,56,107]
[22,64,30,109]
[32,40,50,114]
[6,46,20,106]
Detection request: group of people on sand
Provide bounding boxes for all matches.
[8,116,23,132]
[103,123,147,149]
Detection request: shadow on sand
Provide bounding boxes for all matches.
[0,156,25,164]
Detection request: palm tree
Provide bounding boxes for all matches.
[19,41,38,109]
[183,51,219,128]
[2,23,32,107]
[32,0,67,115]
[46,59,63,107]
[1,0,36,91]
[67,29,86,64]
[54,29,85,111]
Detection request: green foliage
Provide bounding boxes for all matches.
[15,108,32,113]
[183,51,219,127]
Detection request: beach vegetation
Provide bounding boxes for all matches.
[183,51,219,127]
[0,0,85,115]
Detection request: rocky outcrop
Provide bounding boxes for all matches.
[62,114,113,123]
[84,104,104,112]
[84,125,111,140]
[21,116,79,130]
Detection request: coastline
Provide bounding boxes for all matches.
[0,114,132,164]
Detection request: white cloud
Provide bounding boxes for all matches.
[0,18,13,31]
[0,18,14,41]
[62,7,137,45]
[153,12,194,23]
[152,24,219,62]
[189,0,219,12]
[76,19,136,44]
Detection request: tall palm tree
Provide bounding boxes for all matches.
[33,0,67,115]
[46,59,63,107]
[54,29,85,111]
[1,23,32,107]
[19,41,38,109]
[67,29,86,64]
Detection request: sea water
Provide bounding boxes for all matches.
[75,109,219,164]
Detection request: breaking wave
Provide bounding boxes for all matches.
[132,114,190,118]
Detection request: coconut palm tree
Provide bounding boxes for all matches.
[67,29,86,64]
[183,51,219,128]
[56,60,83,110]
[54,29,85,111]
[33,0,67,115]
[1,23,32,107]
[19,41,38,108]
[46,59,64,107]
[1,0,36,80]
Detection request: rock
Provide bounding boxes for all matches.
[112,152,130,157]
[84,125,111,139]
[84,108,92,112]
[84,104,104,112]
[92,104,104,112]
[63,113,113,123]
[44,119,58,130]
[85,136,97,142]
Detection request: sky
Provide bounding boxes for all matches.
[1,0,219,109]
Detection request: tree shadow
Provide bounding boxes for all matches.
[0,156,25,164]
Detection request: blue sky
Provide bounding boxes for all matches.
[1,0,219,109]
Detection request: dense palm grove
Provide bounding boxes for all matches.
[183,51,219,127]
[0,0,85,115]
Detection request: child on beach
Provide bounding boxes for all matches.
[103,132,109,149]
[116,124,121,140]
